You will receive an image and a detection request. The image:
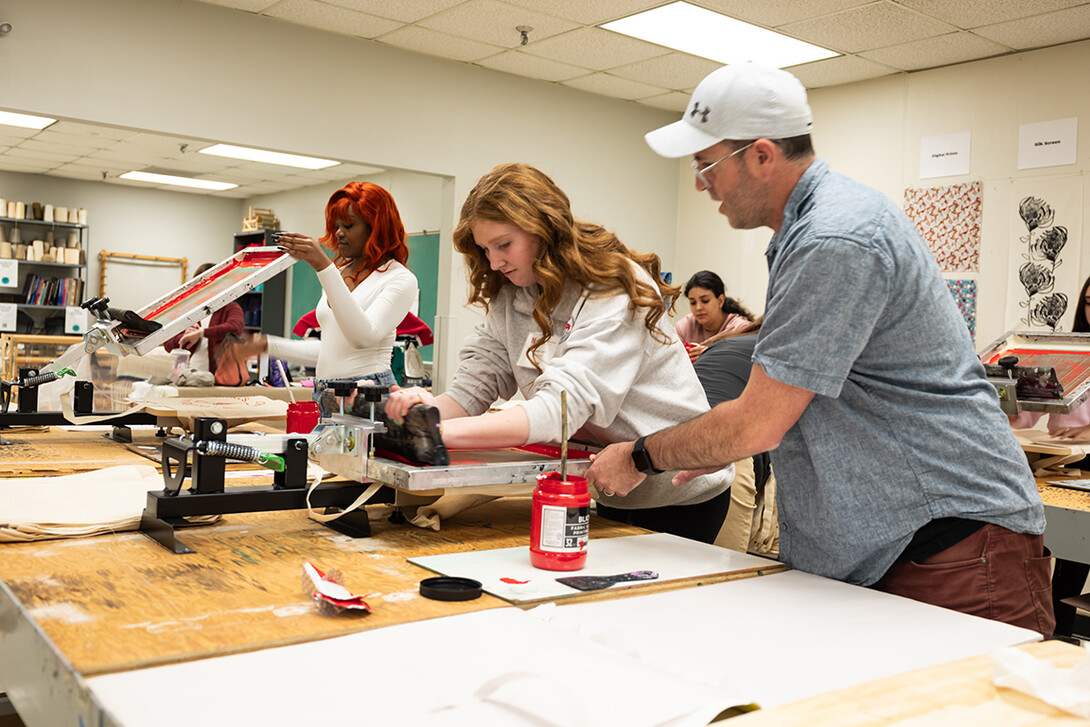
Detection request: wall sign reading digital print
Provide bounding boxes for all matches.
[904,181,982,273]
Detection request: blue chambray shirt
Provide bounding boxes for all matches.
[752,159,1045,586]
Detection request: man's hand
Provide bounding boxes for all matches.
[586,441,646,497]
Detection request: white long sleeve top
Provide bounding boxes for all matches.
[267,260,418,379]
[444,262,732,510]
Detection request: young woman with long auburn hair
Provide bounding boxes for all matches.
[386,163,734,542]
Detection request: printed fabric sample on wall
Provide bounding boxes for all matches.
[1006,177,1084,332]
[946,279,977,339]
[903,181,982,273]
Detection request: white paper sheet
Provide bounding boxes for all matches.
[535,570,1040,708]
[87,607,748,727]
[409,532,779,604]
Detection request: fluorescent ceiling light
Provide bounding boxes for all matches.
[198,143,340,170]
[0,110,57,130]
[120,171,237,191]
[602,2,839,69]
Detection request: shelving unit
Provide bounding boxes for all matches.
[0,216,88,335]
[233,229,285,337]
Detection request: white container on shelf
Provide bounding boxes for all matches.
[53,206,67,222]
[5,201,15,218]
[68,207,78,223]
[78,207,87,225]
[43,204,53,222]
[14,201,25,219]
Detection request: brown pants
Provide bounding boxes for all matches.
[872,524,1055,637]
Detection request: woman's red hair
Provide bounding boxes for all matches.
[319,182,409,282]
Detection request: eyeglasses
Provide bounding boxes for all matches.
[691,142,755,186]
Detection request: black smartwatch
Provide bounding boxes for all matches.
[631,435,663,475]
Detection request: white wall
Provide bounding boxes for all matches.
[1,0,680,388]
[675,40,1090,348]
[0,169,243,309]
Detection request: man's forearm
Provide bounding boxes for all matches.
[644,399,756,471]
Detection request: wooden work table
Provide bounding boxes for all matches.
[728,639,1087,726]
[0,426,770,726]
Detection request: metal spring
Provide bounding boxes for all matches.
[196,440,262,462]
[20,371,59,387]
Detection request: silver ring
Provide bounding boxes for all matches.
[602,490,615,496]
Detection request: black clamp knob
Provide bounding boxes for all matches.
[330,381,357,397]
[359,384,389,402]
[998,355,1019,378]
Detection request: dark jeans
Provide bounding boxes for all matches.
[872,524,1055,636]
[594,485,733,544]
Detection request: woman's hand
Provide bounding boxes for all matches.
[687,342,706,362]
[228,333,269,360]
[275,232,331,272]
[178,326,203,350]
[1049,424,1090,441]
[384,384,437,424]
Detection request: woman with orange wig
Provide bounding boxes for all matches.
[385,163,733,543]
[238,181,417,413]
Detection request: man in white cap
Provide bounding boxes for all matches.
[587,63,1052,635]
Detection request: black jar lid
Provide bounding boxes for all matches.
[418,576,483,601]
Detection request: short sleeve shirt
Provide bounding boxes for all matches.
[752,159,1044,585]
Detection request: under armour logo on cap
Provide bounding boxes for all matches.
[645,63,813,158]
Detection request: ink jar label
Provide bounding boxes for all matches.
[538,503,589,553]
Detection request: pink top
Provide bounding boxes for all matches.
[674,312,750,345]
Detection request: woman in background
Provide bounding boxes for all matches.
[1009,272,1090,636]
[385,163,733,543]
[232,182,417,414]
[163,262,244,378]
[674,270,753,362]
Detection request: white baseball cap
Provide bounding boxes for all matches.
[645,62,812,158]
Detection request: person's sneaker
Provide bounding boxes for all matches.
[368,402,449,466]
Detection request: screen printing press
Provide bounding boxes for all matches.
[0,245,595,554]
[980,329,1090,416]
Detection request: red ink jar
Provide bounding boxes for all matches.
[530,471,590,571]
[286,400,321,434]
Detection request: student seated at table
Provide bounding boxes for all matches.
[162,262,245,381]
[675,270,754,362]
[385,162,733,543]
[692,318,777,556]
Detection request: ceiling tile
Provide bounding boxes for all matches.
[498,0,663,26]
[264,0,403,38]
[639,91,691,113]
[44,168,107,181]
[787,54,900,88]
[780,1,957,53]
[48,121,139,142]
[194,0,280,12]
[15,139,101,157]
[0,125,39,141]
[333,162,387,177]
[418,0,579,48]
[523,27,671,70]
[325,0,465,24]
[0,159,58,173]
[563,72,667,100]
[973,4,1090,49]
[30,130,115,150]
[896,0,1087,29]
[696,0,873,28]
[476,50,589,82]
[377,25,504,62]
[860,31,1014,71]
[609,53,722,92]
[7,147,77,163]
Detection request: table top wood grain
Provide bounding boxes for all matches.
[726,639,1087,726]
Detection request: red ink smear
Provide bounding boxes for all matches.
[500,577,530,584]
